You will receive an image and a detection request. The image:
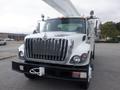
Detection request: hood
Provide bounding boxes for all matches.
[25,31,86,47]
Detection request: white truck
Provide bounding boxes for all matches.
[12,14,100,89]
[0,38,6,45]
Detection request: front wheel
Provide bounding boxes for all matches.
[24,73,40,80]
[81,82,89,90]
[92,45,95,60]
[81,65,92,89]
[92,50,95,59]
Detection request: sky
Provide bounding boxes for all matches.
[0,0,120,34]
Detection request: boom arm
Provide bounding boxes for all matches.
[42,0,80,16]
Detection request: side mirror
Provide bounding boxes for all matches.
[95,20,98,36]
[33,30,38,34]
[94,27,97,36]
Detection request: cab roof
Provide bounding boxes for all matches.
[47,17,86,21]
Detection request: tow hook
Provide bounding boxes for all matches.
[29,67,45,76]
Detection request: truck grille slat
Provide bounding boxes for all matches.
[29,39,32,58]
[64,40,68,60]
[54,40,58,60]
[25,38,68,61]
[25,39,28,58]
[58,39,62,61]
[61,39,65,61]
[26,39,29,58]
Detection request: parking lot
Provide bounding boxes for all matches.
[0,41,23,60]
[0,41,120,90]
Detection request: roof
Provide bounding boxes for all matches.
[47,17,86,21]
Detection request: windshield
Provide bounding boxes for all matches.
[42,18,86,34]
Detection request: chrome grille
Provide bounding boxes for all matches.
[25,38,68,61]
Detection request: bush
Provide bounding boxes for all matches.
[96,37,120,43]
[106,37,119,43]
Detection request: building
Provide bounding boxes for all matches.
[0,33,8,39]
[0,32,27,41]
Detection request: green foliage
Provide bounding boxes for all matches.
[101,21,120,39]
[116,22,120,32]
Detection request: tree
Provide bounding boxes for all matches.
[116,22,120,32]
[101,21,120,39]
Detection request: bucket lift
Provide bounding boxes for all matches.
[41,0,101,40]
[42,0,80,16]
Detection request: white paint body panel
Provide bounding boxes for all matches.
[18,44,24,55]
[19,31,92,66]
[18,18,98,66]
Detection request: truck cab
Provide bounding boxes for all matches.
[12,17,100,89]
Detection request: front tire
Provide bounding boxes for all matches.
[81,64,92,89]
[92,50,95,59]
[24,73,39,80]
[81,82,89,90]
[92,45,95,60]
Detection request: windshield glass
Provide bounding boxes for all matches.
[42,18,86,34]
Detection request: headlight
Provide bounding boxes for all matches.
[70,55,81,64]
[18,51,24,60]
[70,53,88,64]
[81,53,88,62]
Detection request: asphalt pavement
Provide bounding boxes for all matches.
[0,43,120,90]
[0,41,23,60]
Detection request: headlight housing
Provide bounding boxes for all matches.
[70,53,88,64]
[70,55,81,64]
[18,51,24,60]
[81,53,88,62]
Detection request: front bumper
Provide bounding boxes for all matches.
[12,61,89,82]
